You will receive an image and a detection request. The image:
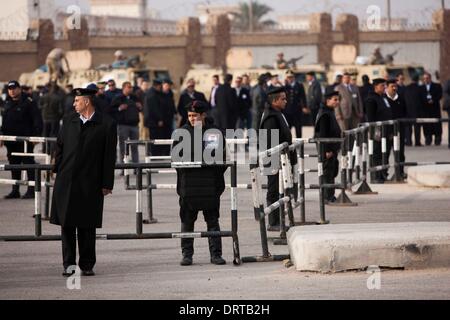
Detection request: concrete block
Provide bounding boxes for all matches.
[287,222,450,273]
[407,165,450,188]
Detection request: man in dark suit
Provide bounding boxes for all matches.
[215,74,237,129]
[177,79,208,128]
[234,76,252,130]
[365,78,392,183]
[404,75,423,146]
[420,72,443,146]
[306,71,323,125]
[50,87,117,277]
[283,70,307,138]
[259,86,297,231]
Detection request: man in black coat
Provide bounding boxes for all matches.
[251,74,268,130]
[171,100,227,266]
[215,74,237,129]
[420,72,443,146]
[0,80,43,199]
[385,79,407,177]
[177,79,208,127]
[314,90,342,203]
[234,76,252,130]
[404,75,423,146]
[365,78,392,183]
[50,87,117,277]
[111,81,142,163]
[284,70,307,138]
[260,86,297,231]
[144,79,167,156]
[306,71,323,125]
[443,78,450,149]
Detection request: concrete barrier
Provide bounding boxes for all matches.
[407,165,450,188]
[288,222,450,273]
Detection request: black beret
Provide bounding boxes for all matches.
[373,78,386,86]
[386,79,397,85]
[153,79,163,85]
[324,90,340,99]
[163,79,173,85]
[72,88,98,96]
[185,100,209,114]
[267,86,286,96]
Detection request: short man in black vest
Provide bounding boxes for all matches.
[172,101,227,266]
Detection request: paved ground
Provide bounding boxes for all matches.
[0,126,449,300]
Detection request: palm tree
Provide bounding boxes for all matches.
[232,1,276,32]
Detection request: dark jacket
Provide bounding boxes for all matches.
[144,88,164,129]
[39,88,65,122]
[235,86,251,117]
[177,90,208,127]
[251,84,267,129]
[50,112,117,228]
[314,104,342,154]
[172,117,227,210]
[111,93,140,126]
[216,83,237,129]
[365,91,393,123]
[260,106,297,166]
[284,82,307,118]
[405,82,423,118]
[307,80,323,112]
[1,94,43,138]
[385,93,407,120]
[94,94,112,116]
[443,79,450,112]
[420,82,443,118]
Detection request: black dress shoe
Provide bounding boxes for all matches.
[21,191,35,199]
[62,269,75,277]
[4,192,20,199]
[81,270,95,276]
[210,256,226,265]
[267,225,280,232]
[180,256,193,266]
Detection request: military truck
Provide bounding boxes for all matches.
[19,50,172,90]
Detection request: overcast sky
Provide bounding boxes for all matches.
[58,0,447,23]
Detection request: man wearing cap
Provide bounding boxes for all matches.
[177,79,208,127]
[334,72,364,131]
[93,82,111,115]
[0,81,43,199]
[111,81,142,163]
[251,74,268,130]
[365,78,392,183]
[172,100,227,266]
[275,53,288,70]
[105,79,122,104]
[283,70,307,138]
[260,86,297,231]
[314,90,342,204]
[215,74,237,129]
[50,87,117,277]
[306,71,323,125]
[46,48,70,82]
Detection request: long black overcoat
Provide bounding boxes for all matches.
[50,111,117,228]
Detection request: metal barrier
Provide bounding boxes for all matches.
[0,162,242,266]
[0,135,57,220]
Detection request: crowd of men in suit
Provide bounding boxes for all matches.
[1,69,449,195]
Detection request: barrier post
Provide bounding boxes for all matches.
[346,135,353,191]
[392,121,405,183]
[281,151,295,227]
[299,142,306,224]
[355,131,362,182]
[136,167,143,236]
[353,127,378,195]
[278,169,287,239]
[34,169,42,237]
[317,142,329,224]
[368,125,375,183]
[381,124,388,180]
[230,162,241,265]
[143,147,158,224]
[332,139,357,207]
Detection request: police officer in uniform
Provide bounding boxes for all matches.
[0,81,43,199]
[314,90,342,203]
[50,87,117,277]
[365,78,392,183]
[259,86,297,231]
[283,70,307,138]
[172,100,227,266]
